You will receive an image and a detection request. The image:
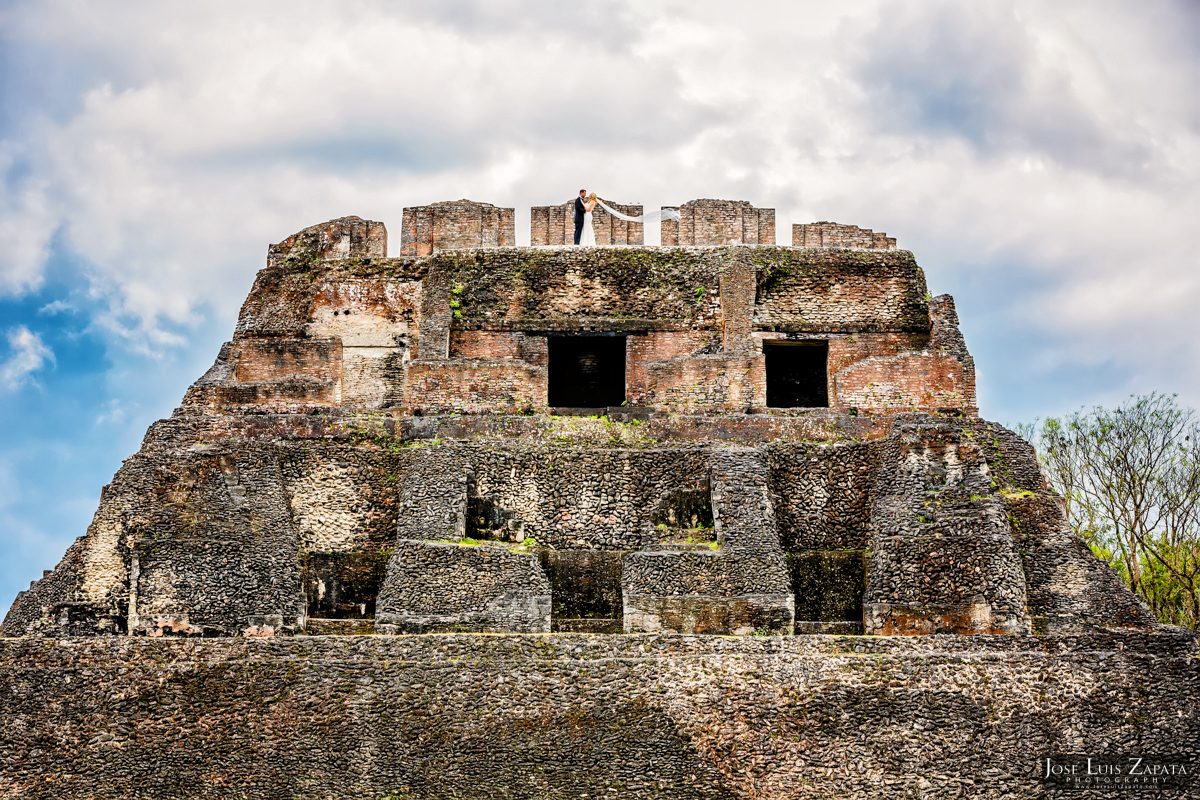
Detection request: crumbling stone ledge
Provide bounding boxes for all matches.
[0,631,1194,799]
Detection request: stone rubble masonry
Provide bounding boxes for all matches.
[0,632,1195,800]
[530,198,645,246]
[661,199,775,246]
[402,358,546,414]
[399,199,515,256]
[266,215,386,268]
[865,417,1032,635]
[374,540,552,633]
[623,448,793,634]
[0,209,1162,658]
[645,352,766,413]
[793,221,897,250]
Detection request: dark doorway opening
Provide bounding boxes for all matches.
[539,550,626,633]
[548,335,626,407]
[787,550,866,635]
[765,341,828,408]
[303,551,390,619]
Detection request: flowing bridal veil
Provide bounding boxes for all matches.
[579,198,681,247]
[595,200,681,224]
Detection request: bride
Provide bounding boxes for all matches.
[580,192,598,246]
[577,193,680,246]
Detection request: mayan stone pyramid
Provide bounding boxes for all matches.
[1,200,1193,799]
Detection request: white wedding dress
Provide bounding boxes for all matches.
[580,210,596,246]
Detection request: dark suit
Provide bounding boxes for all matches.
[574,197,586,245]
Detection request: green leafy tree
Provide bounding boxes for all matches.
[1023,393,1200,628]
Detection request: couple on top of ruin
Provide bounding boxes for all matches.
[573,189,681,245]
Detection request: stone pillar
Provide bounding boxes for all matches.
[622,447,793,635]
[926,294,977,413]
[399,200,515,256]
[660,200,775,246]
[718,252,756,353]
[792,222,897,250]
[864,417,1032,635]
[268,216,387,267]
[530,200,644,246]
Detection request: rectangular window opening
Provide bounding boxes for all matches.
[765,340,828,408]
[547,335,627,408]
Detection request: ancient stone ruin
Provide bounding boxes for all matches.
[1,200,1159,639]
[1,199,1194,799]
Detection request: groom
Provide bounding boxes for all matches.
[574,189,586,245]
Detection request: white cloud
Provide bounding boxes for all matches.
[0,0,1198,415]
[0,327,55,390]
[37,300,74,315]
[94,398,135,425]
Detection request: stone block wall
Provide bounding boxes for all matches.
[530,199,645,246]
[232,338,342,384]
[793,221,896,250]
[767,442,874,552]
[438,246,722,326]
[19,442,310,639]
[661,199,775,246]
[403,359,547,414]
[646,353,765,413]
[625,331,718,405]
[621,552,794,634]
[211,236,972,418]
[305,277,420,409]
[399,200,515,256]
[267,215,386,268]
[752,249,930,332]
[962,420,1159,633]
[624,448,794,635]
[0,633,1196,799]
[3,408,1159,642]
[5,212,1163,647]
[375,541,551,633]
[0,537,92,637]
[865,417,1032,635]
[834,352,974,412]
[450,330,548,363]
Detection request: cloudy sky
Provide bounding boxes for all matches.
[2,0,1199,610]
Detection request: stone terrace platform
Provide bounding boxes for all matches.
[0,631,1195,799]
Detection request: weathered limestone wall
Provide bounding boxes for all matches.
[767,442,874,552]
[375,541,552,633]
[793,221,897,250]
[752,248,929,332]
[0,632,1194,800]
[2,410,1154,640]
[208,221,972,416]
[402,358,547,413]
[530,199,645,246]
[438,246,722,328]
[865,417,1033,635]
[661,199,775,246]
[624,448,793,634]
[963,420,1160,633]
[267,215,387,267]
[645,353,766,413]
[399,200,515,256]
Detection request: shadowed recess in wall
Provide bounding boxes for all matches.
[548,335,627,408]
[765,340,828,408]
[540,550,627,633]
